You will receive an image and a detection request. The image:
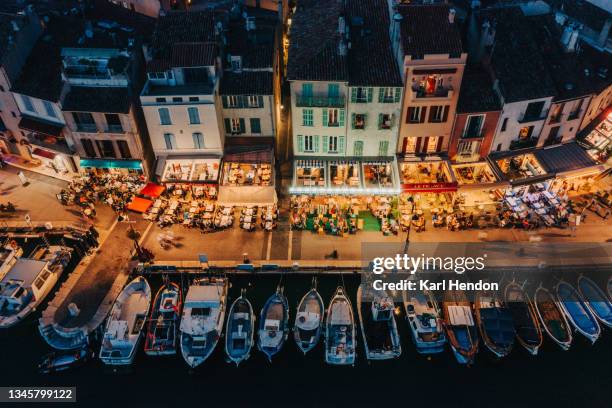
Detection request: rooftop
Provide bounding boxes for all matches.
[220,71,273,95]
[346,0,402,86]
[534,141,598,173]
[396,4,463,58]
[457,65,502,113]
[0,2,32,63]
[62,86,131,114]
[546,0,612,33]
[226,8,277,70]
[287,0,348,82]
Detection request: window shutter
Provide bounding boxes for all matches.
[428,107,436,123]
[338,136,345,154]
[351,113,356,129]
[378,88,384,103]
[419,107,427,123]
[314,135,320,152]
[395,88,401,103]
[297,135,304,153]
[378,113,383,130]
[390,113,395,128]
[363,113,368,128]
[422,137,429,153]
[442,105,449,122]
[339,109,345,126]
[367,88,373,102]
[406,107,414,123]
[322,109,328,127]
[224,118,231,134]
[222,96,228,108]
[239,118,245,133]
[322,135,329,153]
[436,136,444,152]
[258,95,264,107]
[415,137,422,153]
[354,141,363,156]
[351,88,357,103]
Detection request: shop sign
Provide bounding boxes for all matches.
[401,182,458,193]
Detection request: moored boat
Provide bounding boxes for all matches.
[357,283,401,360]
[225,290,255,366]
[144,281,182,356]
[555,281,600,343]
[442,290,478,365]
[577,276,612,329]
[504,281,542,355]
[257,286,289,362]
[474,290,515,358]
[38,347,94,374]
[534,286,572,350]
[180,276,228,368]
[325,286,356,365]
[100,276,151,365]
[293,279,324,354]
[402,287,446,354]
[0,240,23,280]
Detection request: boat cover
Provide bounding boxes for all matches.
[448,305,474,326]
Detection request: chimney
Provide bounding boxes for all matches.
[598,18,612,48]
[11,20,19,32]
[448,8,456,24]
[338,16,346,35]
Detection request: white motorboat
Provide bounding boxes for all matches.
[357,283,401,360]
[402,287,446,354]
[325,286,356,365]
[225,290,255,366]
[0,240,23,280]
[293,279,324,354]
[257,286,289,362]
[100,276,151,365]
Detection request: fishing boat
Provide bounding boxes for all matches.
[504,281,542,355]
[38,347,94,374]
[555,281,600,343]
[293,278,324,354]
[0,245,72,328]
[442,290,478,365]
[577,276,612,329]
[0,240,22,280]
[257,286,289,362]
[325,286,356,365]
[534,286,572,350]
[402,287,446,354]
[474,290,515,358]
[180,277,228,368]
[225,290,255,366]
[144,281,182,356]
[357,282,401,360]
[100,276,151,365]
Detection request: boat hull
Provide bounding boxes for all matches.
[403,289,446,354]
[357,284,401,361]
[257,290,289,362]
[293,289,324,354]
[534,287,572,351]
[556,282,601,344]
[504,282,543,356]
[225,296,255,366]
[577,276,612,329]
[442,291,478,365]
[145,282,182,356]
[325,287,356,365]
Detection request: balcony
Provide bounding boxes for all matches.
[410,85,454,100]
[509,137,537,150]
[75,124,98,133]
[567,110,582,121]
[295,94,345,108]
[518,110,548,123]
[461,130,484,139]
[105,125,125,133]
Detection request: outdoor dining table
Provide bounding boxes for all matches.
[242,215,253,223]
[221,207,232,215]
[243,208,255,216]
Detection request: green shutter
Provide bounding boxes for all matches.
[363,113,368,128]
[351,88,357,103]
[379,140,389,156]
[239,118,245,133]
[222,96,228,108]
[395,88,401,103]
[354,141,363,156]
[378,114,383,130]
[314,135,320,152]
[297,135,304,153]
[339,109,345,127]
[351,113,356,129]
[322,136,329,153]
[224,118,230,134]
[378,88,384,103]
[257,95,264,107]
[322,109,328,127]
[367,88,373,102]
[338,136,345,154]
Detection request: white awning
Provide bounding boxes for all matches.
[217,185,277,206]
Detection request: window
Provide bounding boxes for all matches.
[73,112,96,132]
[352,113,366,129]
[96,140,115,158]
[302,109,313,126]
[501,117,508,132]
[250,118,261,134]
[407,106,425,123]
[302,83,313,97]
[379,87,400,103]
[189,97,199,102]
[231,56,242,71]
[43,101,57,118]
[404,137,417,153]
[81,139,96,157]
[378,113,392,130]
[518,126,534,140]
[148,72,166,80]
[426,136,439,153]
[328,136,338,153]
[188,107,200,124]
[105,114,123,132]
[172,97,183,103]
[457,140,480,155]
[429,106,443,122]
[303,135,314,152]
[378,140,389,156]
[546,126,560,144]
[352,87,371,103]
[523,101,545,121]
[155,97,167,103]
[247,95,261,107]
[21,95,35,112]
[496,143,502,151]
[328,83,339,98]
[354,140,363,156]
[464,115,484,138]
[324,108,344,127]
[117,140,131,158]
[158,108,171,125]
[163,133,176,150]
[230,118,244,133]
[192,132,204,149]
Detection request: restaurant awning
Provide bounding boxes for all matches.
[32,148,56,160]
[127,197,153,213]
[534,142,598,174]
[18,115,64,137]
[79,158,142,170]
[139,182,165,198]
[457,180,511,191]
[217,185,277,206]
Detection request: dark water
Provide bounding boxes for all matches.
[0,239,610,407]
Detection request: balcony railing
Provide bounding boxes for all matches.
[295,94,345,108]
[509,137,537,150]
[75,124,98,132]
[411,85,453,99]
[106,125,124,133]
[461,130,484,139]
[518,110,548,123]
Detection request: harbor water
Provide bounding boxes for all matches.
[0,239,609,407]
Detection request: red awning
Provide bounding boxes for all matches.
[402,182,458,193]
[127,197,153,213]
[31,148,56,160]
[18,116,63,137]
[139,182,165,198]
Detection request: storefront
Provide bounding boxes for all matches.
[155,155,221,199]
[399,157,457,210]
[580,113,611,162]
[217,149,277,206]
[79,158,144,176]
[452,161,508,207]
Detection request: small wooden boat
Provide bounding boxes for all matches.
[442,290,478,365]
[357,282,401,360]
[403,287,446,354]
[474,290,515,358]
[555,281,600,343]
[325,286,356,365]
[100,276,151,365]
[577,276,612,329]
[180,277,228,368]
[144,281,182,356]
[38,347,94,374]
[293,279,324,354]
[504,281,542,355]
[534,286,572,350]
[257,286,289,362]
[225,290,255,366]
